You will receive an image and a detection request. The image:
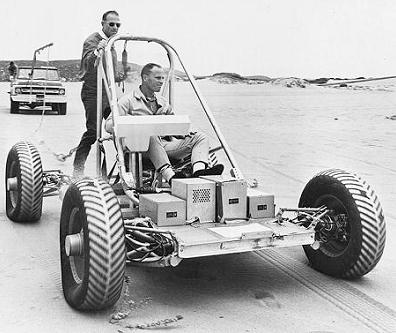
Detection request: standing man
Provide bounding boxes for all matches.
[73,10,121,177]
[7,61,18,80]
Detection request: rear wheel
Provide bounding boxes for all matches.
[299,169,386,279]
[60,178,126,311]
[10,100,19,114]
[5,141,43,222]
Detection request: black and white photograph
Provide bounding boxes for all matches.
[1,1,395,332]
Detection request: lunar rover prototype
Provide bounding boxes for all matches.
[5,35,386,311]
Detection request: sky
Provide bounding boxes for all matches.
[2,0,396,78]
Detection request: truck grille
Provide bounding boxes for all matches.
[19,87,60,95]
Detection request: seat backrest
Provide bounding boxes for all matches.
[114,115,191,152]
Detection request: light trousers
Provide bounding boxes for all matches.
[146,132,209,170]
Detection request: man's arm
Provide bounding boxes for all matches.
[117,94,130,116]
[104,94,130,133]
[157,96,174,115]
[81,35,104,74]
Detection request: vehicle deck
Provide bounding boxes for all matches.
[156,219,315,258]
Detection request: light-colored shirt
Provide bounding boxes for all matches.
[118,88,173,116]
[105,88,173,132]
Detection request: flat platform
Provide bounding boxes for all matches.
[157,218,315,258]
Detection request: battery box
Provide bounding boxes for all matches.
[200,175,247,222]
[139,193,186,226]
[247,188,275,218]
[171,178,216,222]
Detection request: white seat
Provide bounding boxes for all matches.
[114,115,191,152]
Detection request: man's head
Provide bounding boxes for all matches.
[101,10,121,38]
[141,63,165,93]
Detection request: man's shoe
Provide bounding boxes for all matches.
[169,171,187,185]
[193,164,224,177]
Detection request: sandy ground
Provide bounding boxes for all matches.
[0,80,396,332]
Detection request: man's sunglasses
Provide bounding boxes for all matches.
[109,22,121,28]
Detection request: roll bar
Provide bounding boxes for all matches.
[96,34,243,179]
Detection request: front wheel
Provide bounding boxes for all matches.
[53,103,67,115]
[60,178,126,311]
[10,100,19,114]
[299,169,386,279]
[59,103,67,115]
[5,141,43,222]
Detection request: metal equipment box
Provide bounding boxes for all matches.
[171,178,216,222]
[247,188,275,218]
[139,193,186,226]
[200,175,247,222]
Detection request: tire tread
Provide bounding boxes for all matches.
[303,168,386,278]
[75,178,125,310]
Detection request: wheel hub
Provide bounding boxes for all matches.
[314,195,351,256]
[317,214,349,243]
[65,233,84,257]
[7,177,18,191]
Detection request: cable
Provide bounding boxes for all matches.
[23,45,78,162]
[125,220,175,263]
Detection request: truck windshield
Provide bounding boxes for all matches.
[17,68,60,80]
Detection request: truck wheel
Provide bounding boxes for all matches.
[10,100,19,114]
[299,169,386,279]
[59,103,67,115]
[5,141,43,222]
[60,178,126,311]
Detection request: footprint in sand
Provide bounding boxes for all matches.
[252,290,282,309]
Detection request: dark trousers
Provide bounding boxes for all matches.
[73,84,110,174]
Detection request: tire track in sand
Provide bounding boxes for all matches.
[255,250,396,333]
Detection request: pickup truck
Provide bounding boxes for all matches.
[9,66,67,115]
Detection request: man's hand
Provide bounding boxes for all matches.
[97,39,107,51]
[94,39,107,57]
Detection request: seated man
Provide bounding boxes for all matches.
[109,63,223,184]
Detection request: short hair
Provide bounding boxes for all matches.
[141,63,162,79]
[102,10,119,21]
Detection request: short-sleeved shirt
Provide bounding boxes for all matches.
[118,88,173,116]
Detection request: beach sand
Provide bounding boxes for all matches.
[0,80,395,332]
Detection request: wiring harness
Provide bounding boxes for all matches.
[124,218,176,263]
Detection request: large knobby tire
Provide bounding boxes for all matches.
[60,178,126,311]
[10,100,19,114]
[5,141,43,222]
[299,169,386,279]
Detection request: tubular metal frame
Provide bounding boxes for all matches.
[95,34,244,189]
